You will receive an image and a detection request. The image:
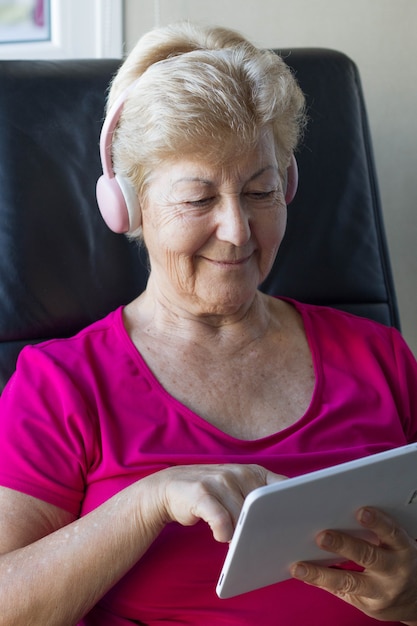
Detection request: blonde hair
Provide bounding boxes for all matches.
[107,22,306,226]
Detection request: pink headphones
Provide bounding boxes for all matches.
[96,84,299,234]
[96,79,142,234]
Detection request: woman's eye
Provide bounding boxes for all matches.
[186,197,214,207]
[246,189,277,200]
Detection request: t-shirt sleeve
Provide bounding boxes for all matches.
[390,327,417,442]
[0,344,97,516]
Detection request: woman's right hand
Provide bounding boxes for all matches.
[152,463,285,542]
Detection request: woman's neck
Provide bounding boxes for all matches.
[124,284,278,356]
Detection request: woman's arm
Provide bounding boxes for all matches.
[0,478,164,625]
[0,463,280,625]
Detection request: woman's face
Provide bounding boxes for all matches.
[141,130,287,317]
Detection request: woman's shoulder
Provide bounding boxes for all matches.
[278,297,395,333]
[9,307,131,393]
[277,297,416,370]
[272,296,416,361]
[23,306,124,358]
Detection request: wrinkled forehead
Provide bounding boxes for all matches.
[143,128,281,192]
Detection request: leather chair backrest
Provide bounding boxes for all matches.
[0,50,400,391]
[264,49,399,328]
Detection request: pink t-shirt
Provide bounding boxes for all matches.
[0,299,416,625]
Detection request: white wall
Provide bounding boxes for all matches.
[124,0,417,356]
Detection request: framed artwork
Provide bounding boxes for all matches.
[0,0,50,44]
[0,0,123,59]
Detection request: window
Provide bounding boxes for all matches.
[0,0,123,59]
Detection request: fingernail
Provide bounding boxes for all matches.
[292,563,308,579]
[318,531,334,548]
[358,507,374,525]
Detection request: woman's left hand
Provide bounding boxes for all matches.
[290,507,417,625]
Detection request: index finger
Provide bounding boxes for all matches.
[356,506,413,550]
[189,466,285,542]
[191,493,236,543]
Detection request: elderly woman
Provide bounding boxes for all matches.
[0,21,417,626]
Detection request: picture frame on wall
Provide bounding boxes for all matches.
[0,0,123,59]
[0,0,50,44]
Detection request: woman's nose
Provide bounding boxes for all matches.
[215,197,251,246]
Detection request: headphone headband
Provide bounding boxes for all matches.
[96,80,142,234]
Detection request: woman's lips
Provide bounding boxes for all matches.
[200,253,253,267]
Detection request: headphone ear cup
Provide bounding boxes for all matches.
[96,79,143,234]
[285,154,299,205]
[96,174,130,233]
[96,174,141,234]
[116,174,142,232]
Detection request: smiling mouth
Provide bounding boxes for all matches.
[201,254,253,266]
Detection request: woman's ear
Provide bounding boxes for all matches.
[285,154,298,205]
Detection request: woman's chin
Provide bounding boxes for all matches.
[190,287,260,319]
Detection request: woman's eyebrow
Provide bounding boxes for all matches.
[171,165,279,189]
[172,177,212,187]
[248,165,279,181]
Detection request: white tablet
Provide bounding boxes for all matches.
[216,443,417,599]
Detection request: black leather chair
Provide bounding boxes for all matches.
[0,49,400,392]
